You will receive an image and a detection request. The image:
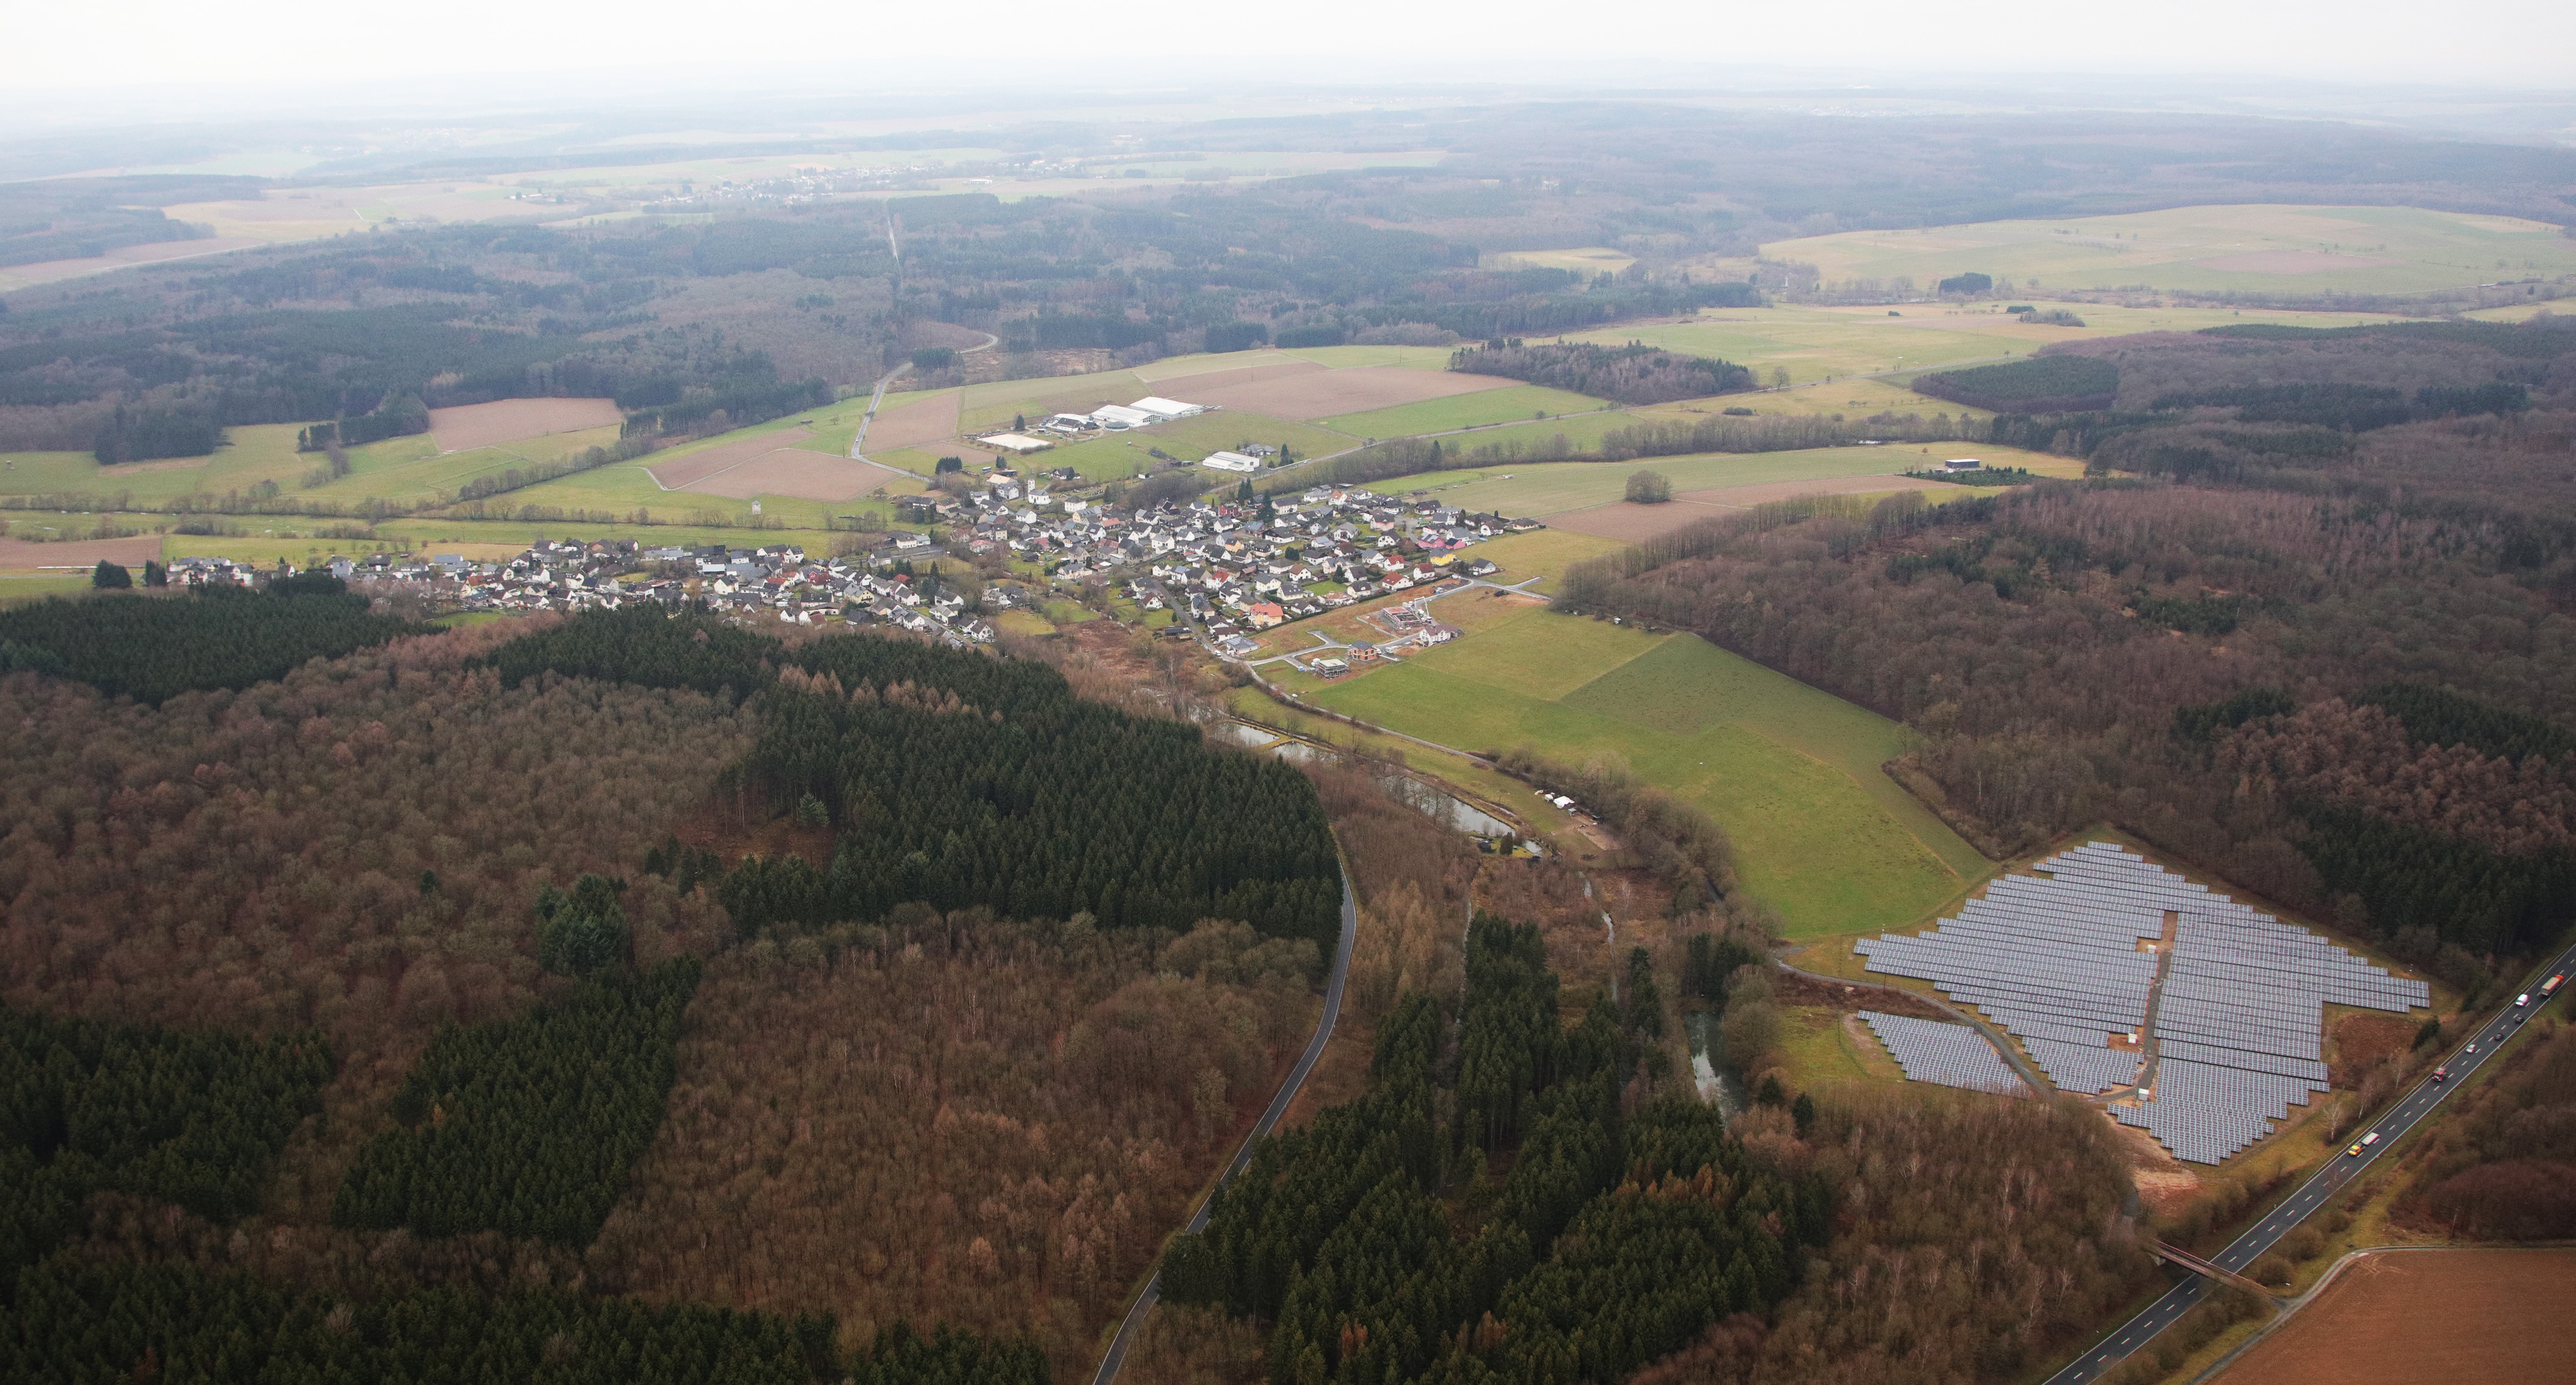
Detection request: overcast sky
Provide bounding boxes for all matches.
[14,0,2576,102]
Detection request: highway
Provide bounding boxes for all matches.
[1087,859,1361,1385]
[2043,938,2576,1384]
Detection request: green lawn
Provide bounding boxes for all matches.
[1774,1005,1908,1092]
[1318,385,1607,438]
[1306,607,1987,936]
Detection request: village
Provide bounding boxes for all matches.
[163,477,1549,653]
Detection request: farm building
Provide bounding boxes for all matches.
[1201,451,1261,472]
[1942,458,1984,471]
[980,433,1053,454]
[1130,396,1207,419]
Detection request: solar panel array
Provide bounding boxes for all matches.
[1857,842,2429,1164]
[1859,1011,2024,1093]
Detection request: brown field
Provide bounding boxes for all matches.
[646,429,816,489]
[1183,365,1509,420]
[427,397,624,453]
[2327,1011,2418,1087]
[682,450,908,502]
[0,237,268,290]
[1546,475,1970,541]
[860,393,962,453]
[0,535,165,572]
[2191,250,2402,275]
[2215,1249,2576,1384]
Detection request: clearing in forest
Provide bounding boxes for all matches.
[2213,1249,2576,1385]
[1295,608,1984,935]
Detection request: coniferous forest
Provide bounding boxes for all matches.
[0,578,417,704]
[331,960,699,1245]
[1160,920,1829,1385]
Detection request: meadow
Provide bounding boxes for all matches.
[1294,606,1985,936]
[1457,529,1622,589]
[1759,202,2576,297]
[1315,384,1607,438]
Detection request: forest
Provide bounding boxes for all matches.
[0,576,418,704]
[2,1005,333,1292]
[1160,919,1829,1385]
[493,606,1344,951]
[1561,408,2576,978]
[2396,1020,2576,1240]
[331,960,699,1245]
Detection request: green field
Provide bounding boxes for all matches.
[1462,529,1622,589]
[1762,203,2576,298]
[1297,607,1987,936]
[0,574,95,605]
[1318,384,1607,438]
[1275,344,1455,370]
[1360,443,2061,517]
[0,424,315,503]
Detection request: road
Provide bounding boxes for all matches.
[1774,956,2055,1097]
[2041,938,2576,1384]
[1087,859,1361,1385]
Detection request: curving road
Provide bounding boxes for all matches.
[1087,860,1361,1385]
[2043,936,2576,1384]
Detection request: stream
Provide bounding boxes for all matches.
[1687,1011,1747,1121]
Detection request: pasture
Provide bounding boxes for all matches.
[1317,384,1606,438]
[1762,203,2576,297]
[1304,606,1982,936]
[1183,364,1509,421]
[0,423,313,503]
[1462,529,1623,589]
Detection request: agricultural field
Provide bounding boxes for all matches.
[1481,246,1638,276]
[1040,411,1359,482]
[1762,203,2576,298]
[1273,344,1455,370]
[1360,443,2062,518]
[1563,300,2420,387]
[1291,606,1986,936]
[0,423,313,502]
[2213,1249,2576,1384]
[1459,529,1622,589]
[1316,384,1608,438]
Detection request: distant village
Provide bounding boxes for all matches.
[169,478,1545,651]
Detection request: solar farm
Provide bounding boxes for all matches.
[1854,842,2430,1164]
[1859,1011,2025,1094]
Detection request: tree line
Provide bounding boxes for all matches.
[1449,341,1755,405]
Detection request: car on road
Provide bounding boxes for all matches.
[2433,1066,2450,1083]
[2517,992,2532,1009]
[2345,1132,2381,1157]
[2467,1042,2478,1054]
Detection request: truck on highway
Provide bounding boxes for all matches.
[2544,973,2564,1003]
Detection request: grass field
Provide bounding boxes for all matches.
[1463,530,1623,589]
[1275,344,1455,370]
[1358,443,2065,517]
[1763,204,2576,298]
[1317,384,1606,438]
[1774,1006,1908,1092]
[0,423,315,503]
[1293,607,1985,935]
[0,574,95,605]
[1482,247,1638,276]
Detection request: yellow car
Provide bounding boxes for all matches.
[2344,1131,2382,1157]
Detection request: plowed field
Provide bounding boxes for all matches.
[1182,365,1509,420]
[2214,1248,2576,1384]
[427,398,623,452]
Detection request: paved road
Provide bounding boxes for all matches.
[1087,860,1361,1385]
[2043,938,2576,1384]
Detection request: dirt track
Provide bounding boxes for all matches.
[1182,365,1508,420]
[427,398,622,453]
[2214,1248,2576,1384]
